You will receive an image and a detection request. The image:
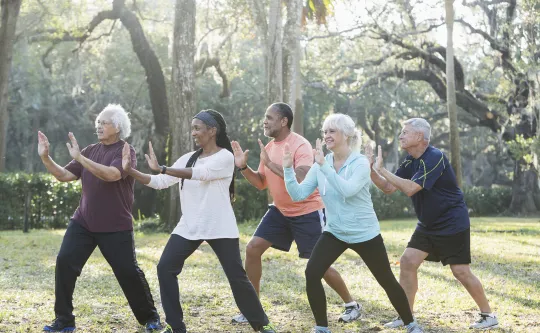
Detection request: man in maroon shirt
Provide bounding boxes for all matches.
[37,104,162,333]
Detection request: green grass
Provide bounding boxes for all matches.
[0,217,539,332]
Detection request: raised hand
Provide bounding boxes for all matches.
[258,139,271,166]
[122,142,132,172]
[38,131,50,158]
[66,132,81,160]
[314,138,325,165]
[374,145,384,172]
[231,141,249,168]
[282,143,293,168]
[364,141,374,167]
[144,141,161,172]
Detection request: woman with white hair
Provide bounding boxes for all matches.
[38,104,162,332]
[282,114,422,333]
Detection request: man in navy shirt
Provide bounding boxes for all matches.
[367,118,498,330]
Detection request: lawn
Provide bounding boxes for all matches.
[0,217,538,333]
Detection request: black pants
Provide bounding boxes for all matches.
[54,221,159,324]
[305,232,414,327]
[157,234,269,332]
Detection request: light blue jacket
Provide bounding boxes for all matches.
[284,151,380,244]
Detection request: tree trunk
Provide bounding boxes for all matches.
[445,0,463,186]
[0,0,22,172]
[266,0,283,105]
[509,159,540,214]
[167,0,196,230]
[284,0,304,135]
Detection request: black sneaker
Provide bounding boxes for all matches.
[260,323,277,333]
[145,318,163,332]
[159,325,184,333]
[43,318,76,332]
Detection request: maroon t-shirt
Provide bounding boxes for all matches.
[65,140,137,232]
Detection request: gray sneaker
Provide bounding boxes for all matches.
[406,322,424,333]
[338,302,361,323]
[232,313,248,324]
[469,313,498,330]
[384,316,404,328]
[312,327,331,333]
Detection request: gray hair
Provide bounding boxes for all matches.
[95,104,132,139]
[403,118,431,141]
[322,113,362,151]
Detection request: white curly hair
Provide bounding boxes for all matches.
[95,104,132,139]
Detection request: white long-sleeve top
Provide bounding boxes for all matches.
[146,149,238,240]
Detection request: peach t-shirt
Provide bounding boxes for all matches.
[258,132,324,217]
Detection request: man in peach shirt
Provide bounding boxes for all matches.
[231,103,360,325]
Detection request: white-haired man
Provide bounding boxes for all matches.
[38,104,162,333]
[367,118,498,330]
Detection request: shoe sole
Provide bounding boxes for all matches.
[470,324,499,330]
[43,328,75,332]
[338,315,361,323]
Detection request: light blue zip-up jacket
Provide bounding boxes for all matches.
[283,151,380,244]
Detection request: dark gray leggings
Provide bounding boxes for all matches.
[305,232,414,327]
[157,234,269,332]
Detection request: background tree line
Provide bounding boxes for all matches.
[0,0,538,230]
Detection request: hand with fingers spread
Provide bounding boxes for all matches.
[38,131,51,159]
[364,142,375,168]
[313,138,326,165]
[122,142,132,172]
[282,143,293,168]
[374,145,384,172]
[231,141,249,169]
[258,139,271,166]
[66,132,81,161]
[145,142,161,172]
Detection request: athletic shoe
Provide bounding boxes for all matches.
[145,318,163,332]
[43,318,76,332]
[338,302,361,323]
[406,322,424,333]
[259,323,277,333]
[312,327,332,333]
[232,313,248,324]
[159,325,183,333]
[469,313,498,330]
[384,316,404,328]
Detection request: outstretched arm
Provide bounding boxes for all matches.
[67,132,122,182]
[38,131,77,182]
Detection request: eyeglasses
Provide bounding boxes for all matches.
[96,120,114,127]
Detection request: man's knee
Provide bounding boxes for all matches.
[246,238,269,258]
[451,264,472,281]
[400,252,423,272]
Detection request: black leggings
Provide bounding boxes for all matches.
[157,235,269,332]
[305,232,414,327]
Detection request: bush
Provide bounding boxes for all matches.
[463,186,512,216]
[0,173,81,230]
[233,178,268,223]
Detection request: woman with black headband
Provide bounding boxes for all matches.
[122,110,277,333]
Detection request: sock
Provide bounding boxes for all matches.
[344,301,357,308]
[481,312,495,317]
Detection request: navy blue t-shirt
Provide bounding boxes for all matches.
[395,146,470,235]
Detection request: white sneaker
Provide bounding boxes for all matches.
[469,313,498,330]
[406,322,424,333]
[338,302,361,323]
[384,316,404,328]
[231,313,248,324]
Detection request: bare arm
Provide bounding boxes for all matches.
[66,132,122,182]
[38,131,77,182]
[376,167,422,197]
[372,145,421,197]
[41,156,78,182]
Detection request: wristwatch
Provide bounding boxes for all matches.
[238,165,248,172]
[160,165,167,174]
